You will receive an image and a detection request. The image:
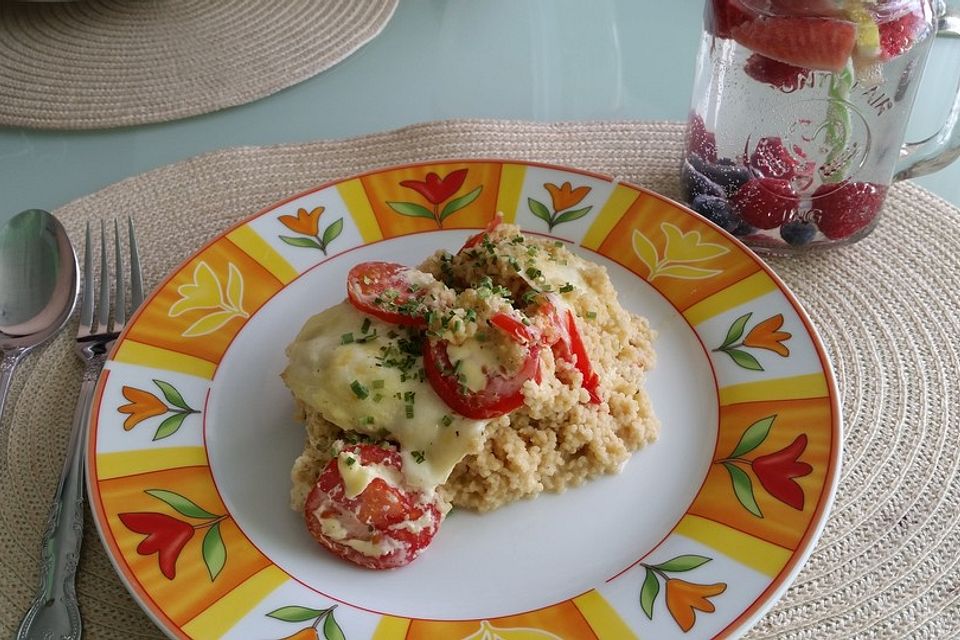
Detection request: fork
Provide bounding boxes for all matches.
[16,219,143,640]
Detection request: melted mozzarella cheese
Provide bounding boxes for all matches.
[283,301,488,492]
[337,452,405,499]
[445,340,503,392]
[316,514,402,558]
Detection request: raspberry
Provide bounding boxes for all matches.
[730,178,799,230]
[686,114,717,163]
[744,54,810,91]
[749,137,799,181]
[813,181,887,240]
[879,9,926,60]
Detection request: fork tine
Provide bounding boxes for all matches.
[114,220,126,328]
[97,221,110,333]
[78,222,95,336]
[128,217,144,311]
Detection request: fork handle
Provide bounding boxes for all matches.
[15,370,99,640]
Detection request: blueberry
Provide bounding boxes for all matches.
[780,220,817,246]
[689,154,752,197]
[732,220,755,237]
[691,195,742,233]
[681,158,725,201]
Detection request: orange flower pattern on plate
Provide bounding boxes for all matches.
[118,380,199,440]
[278,206,344,255]
[264,604,344,640]
[714,312,792,371]
[529,181,593,231]
[639,554,726,632]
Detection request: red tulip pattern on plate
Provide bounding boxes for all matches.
[278,206,344,255]
[118,380,199,440]
[119,489,229,580]
[639,554,727,632]
[528,181,593,231]
[714,414,813,517]
[387,168,483,228]
[713,312,791,371]
[266,604,346,640]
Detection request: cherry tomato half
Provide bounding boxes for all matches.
[422,337,541,419]
[346,262,429,326]
[304,444,442,569]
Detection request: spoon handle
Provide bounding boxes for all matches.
[15,369,99,640]
[0,349,26,425]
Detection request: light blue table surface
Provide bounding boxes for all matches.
[1,0,958,224]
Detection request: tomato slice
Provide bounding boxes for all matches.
[304,444,442,569]
[422,337,541,419]
[537,298,601,404]
[489,312,537,344]
[564,309,601,404]
[459,212,504,252]
[346,262,429,326]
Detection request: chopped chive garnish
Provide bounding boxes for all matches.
[441,414,453,427]
[345,456,356,467]
[405,404,415,419]
[404,391,416,404]
[340,332,354,344]
[373,393,383,403]
[554,240,564,247]
[372,379,385,389]
[361,317,372,334]
[350,380,369,399]
[559,283,575,293]
[363,416,375,425]
[586,311,597,320]
[411,450,425,464]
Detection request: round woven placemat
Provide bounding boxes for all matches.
[0,0,397,129]
[1,120,958,639]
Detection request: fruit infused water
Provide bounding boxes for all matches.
[683,0,938,251]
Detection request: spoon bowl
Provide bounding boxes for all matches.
[0,209,78,422]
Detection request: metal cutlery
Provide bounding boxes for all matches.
[16,218,143,640]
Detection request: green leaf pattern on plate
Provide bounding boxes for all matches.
[117,379,200,441]
[713,312,791,371]
[265,604,345,639]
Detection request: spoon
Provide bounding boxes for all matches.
[0,209,79,423]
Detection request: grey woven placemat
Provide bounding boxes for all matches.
[0,0,397,129]
[1,119,958,639]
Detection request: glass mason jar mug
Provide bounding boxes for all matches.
[682,0,960,252]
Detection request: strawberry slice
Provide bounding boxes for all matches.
[705,0,753,38]
[744,54,810,91]
[730,178,799,230]
[813,181,887,240]
[731,17,857,72]
[879,9,926,60]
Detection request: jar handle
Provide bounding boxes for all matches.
[895,6,960,180]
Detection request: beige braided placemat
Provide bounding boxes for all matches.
[0,0,397,129]
[1,120,958,639]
